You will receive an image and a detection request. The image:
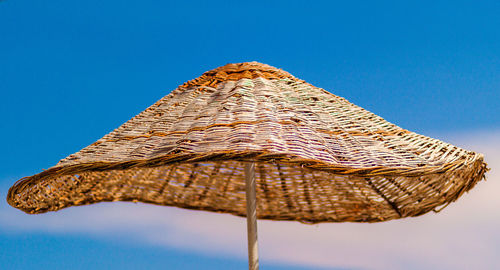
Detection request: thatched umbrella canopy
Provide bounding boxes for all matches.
[7,62,488,269]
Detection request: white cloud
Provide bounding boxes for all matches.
[1,130,499,270]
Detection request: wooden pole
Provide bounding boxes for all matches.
[245,162,259,270]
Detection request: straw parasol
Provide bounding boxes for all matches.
[7,62,488,269]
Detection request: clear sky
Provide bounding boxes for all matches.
[0,1,499,270]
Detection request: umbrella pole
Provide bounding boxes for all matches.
[245,162,259,270]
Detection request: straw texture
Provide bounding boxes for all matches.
[7,62,488,223]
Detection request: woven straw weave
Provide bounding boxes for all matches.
[7,62,488,223]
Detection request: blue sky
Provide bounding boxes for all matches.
[1,1,499,269]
